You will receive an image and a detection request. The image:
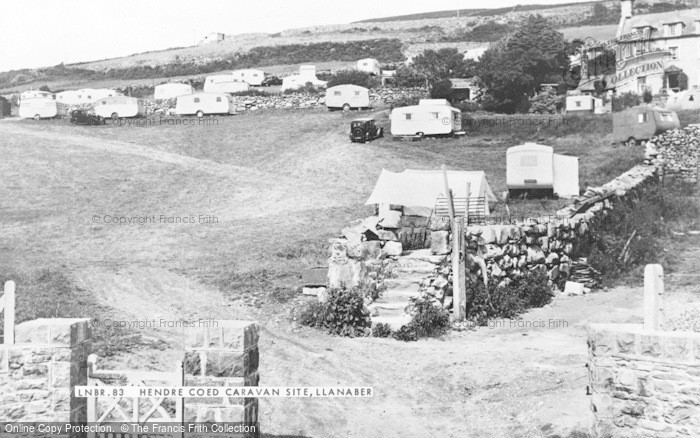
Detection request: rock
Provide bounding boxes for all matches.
[376,230,398,241]
[430,231,450,255]
[564,281,585,296]
[382,241,403,257]
[432,276,449,289]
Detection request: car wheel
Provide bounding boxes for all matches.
[625,137,637,147]
[342,104,351,112]
[196,110,204,118]
[34,114,40,121]
[111,112,119,120]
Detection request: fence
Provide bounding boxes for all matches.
[587,264,700,437]
[0,280,15,345]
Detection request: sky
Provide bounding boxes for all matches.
[0,0,585,72]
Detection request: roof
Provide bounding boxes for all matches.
[351,118,375,122]
[449,78,477,88]
[622,8,700,38]
[392,104,460,113]
[326,84,368,90]
[365,169,497,211]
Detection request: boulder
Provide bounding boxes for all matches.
[382,241,403,257]
[430,231,450,255]
[376,230,398,241]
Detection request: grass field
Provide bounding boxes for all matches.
[0,106,683,437]
[0,108,640,325]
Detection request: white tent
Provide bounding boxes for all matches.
[365,169,497,217]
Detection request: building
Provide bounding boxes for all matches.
[582,0,700,95]
[463,47,488,61]
[448,78,480,101]
[357,58,380,76]
[200,32,225,45]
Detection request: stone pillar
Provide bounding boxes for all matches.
[0,318,91,432]
[588,323,700,438]
[184,320,259,437]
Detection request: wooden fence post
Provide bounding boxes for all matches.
[442,165,464,321]
[3,281,15,345]
[644,264,664,331]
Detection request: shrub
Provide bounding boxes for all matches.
[390,95,421,109]
[372,322,392,338]
[326,69,379,89]
[528,88,565,114]
[409,297,450,337]
[453,100,480,112]
[322,288,371,337]
[466,270,553,326]
[392,324,418,342]
[298,288,371,337]
[612,91,641,111]
[392,65,425,88]
[298,301,327,327]
[283,82,322,95]
[642,89,653,103]
[429,79,453,100]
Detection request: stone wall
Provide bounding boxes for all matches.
[645,126,700,185]
[184,320,259,431]
[0,318,91,425]
[587,323,700,437]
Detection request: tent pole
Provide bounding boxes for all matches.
[442,165,463,321]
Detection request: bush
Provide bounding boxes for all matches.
[298,288,371,337]
[453,100,480,112]
[612,91,641,112]
[429,79,453,100]
[466,270,553,326]
[392,324,418,342]
[528,88,565,114]
[283,82,322,95]
[372,322,392,338]
[326,69,379,89]
[409,297,450,337]
[389,95,421,109]
[392,65,425,88]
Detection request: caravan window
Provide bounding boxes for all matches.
[334,91,341,96]
[405,113,412,120]
[194,97,200,103]
[575,101,581,107]
[101,101,106,105]
[431,112,439,119]
[660,113,672,121]
[638,112,648,123]
[216,97,222,102]
[354,91,360,96]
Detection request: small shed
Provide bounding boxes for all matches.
[566,94,604,114]
[506,143,579,198]
[357,58,380,76]
[365,169,497,217]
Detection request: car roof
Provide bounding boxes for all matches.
[352,118,374,122]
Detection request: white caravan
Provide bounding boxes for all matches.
[175,92,236,117]
[357,58,381,76]
[390,99,462,136]
[19,97,58,119]
[281,75,327,92]
[94,96,145,119]
[20,90,54,100]
[565,95,604,114]
[154,83,194,100]
[325,84,370,110]
[56,88,119,105]
[506,143,579,198]
[203,75,250,94]
[231,69,265,86]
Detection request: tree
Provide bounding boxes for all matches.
[392,65,425,88]
[411,48,471,83]
[429,79,453,99]
[326,69,379,89]
[475,15,569,113]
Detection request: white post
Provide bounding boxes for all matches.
[644,264,664,331]
[4,281,15,345]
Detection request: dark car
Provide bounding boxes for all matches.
[261,75,282,86]
[70,109,105,125]
[349,118,383,143]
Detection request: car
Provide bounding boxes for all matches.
[70,109,104,125]
[349,118,383,143]
[261,75,282,86]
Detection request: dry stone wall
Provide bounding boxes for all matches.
[587,323,700,437]
[0,318,91,424]
[645,126,700,184]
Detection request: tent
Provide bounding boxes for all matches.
[665,89,700,112]
[365,169,497,217]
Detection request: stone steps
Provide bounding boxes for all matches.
[384,277,423,290]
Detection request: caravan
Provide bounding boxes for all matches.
[154,83,194,100]
[19,97,58,119]
[20,90,53,100]
[357,58,381,76]
[325,85,370,111]
[506,143,579,198]
[203,75,250,94]
[565,95,604,114]
[56,89,119,105]
[93,96,144,119]
[390,99,462,137]
[175,92,236,117]
[612,106,680,146]
[231,69,265,86]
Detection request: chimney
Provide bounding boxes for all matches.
[620,0,634,19]
[617,0,635,38]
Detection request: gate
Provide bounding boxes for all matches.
[87,354,184,438]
